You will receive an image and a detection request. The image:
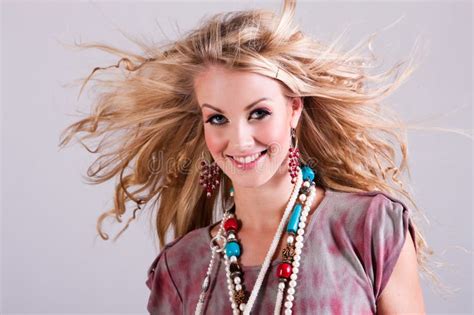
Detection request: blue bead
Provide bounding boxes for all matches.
[225,241,241,258]
[287,203,302,234]
[301,166,315,181]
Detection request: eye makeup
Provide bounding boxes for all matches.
[205,108,272,126]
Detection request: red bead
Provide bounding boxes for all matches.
[276,262,292,279]
[224,218,239,232]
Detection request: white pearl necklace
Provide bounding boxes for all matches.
[195,168,318,314]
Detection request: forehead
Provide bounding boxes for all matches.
[193,65,284,106]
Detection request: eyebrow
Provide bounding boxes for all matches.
[201,97,269,114]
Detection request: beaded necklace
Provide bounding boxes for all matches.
[195,165,317,315]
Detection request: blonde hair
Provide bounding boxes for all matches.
[59,0,447,292]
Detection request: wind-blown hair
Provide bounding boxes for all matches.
[59,0,440,286]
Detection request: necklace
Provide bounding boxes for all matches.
[195,165,317,315]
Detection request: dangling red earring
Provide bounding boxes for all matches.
[288,128,300,184]
[199,157,221,198]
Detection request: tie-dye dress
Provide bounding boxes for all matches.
[145,188,417,314]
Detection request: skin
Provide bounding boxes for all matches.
[193,64,425,313]
[377,232,426,314]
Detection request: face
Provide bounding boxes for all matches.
[193,65,303,188]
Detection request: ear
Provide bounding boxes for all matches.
[289,97,304,129]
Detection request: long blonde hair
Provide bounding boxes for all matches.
[60,0,442,288]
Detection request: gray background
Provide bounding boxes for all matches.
[1,0,472,314]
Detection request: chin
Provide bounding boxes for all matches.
[224,167,280,189]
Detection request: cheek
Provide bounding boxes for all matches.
[259,118,290,157]
[204,127,226,156]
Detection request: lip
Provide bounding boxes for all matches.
[228,150,267,170]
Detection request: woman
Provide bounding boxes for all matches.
[60,0,429,313]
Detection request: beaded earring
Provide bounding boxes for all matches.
[288,127,301,184]
[199,157,221,198]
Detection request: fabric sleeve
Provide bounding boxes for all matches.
[145,247,183,314]
[363,193,418,302]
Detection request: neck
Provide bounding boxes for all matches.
[231,164,295,234]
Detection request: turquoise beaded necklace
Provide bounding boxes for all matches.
[195,165,317,315]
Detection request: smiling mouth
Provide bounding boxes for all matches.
[228,149,268,164]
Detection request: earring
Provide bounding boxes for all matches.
[200,158,221,198]
[288,127,300,184]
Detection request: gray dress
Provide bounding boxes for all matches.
[146,188,417,314]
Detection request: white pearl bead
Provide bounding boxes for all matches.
[290,273,298,280]
[298,221,306,229]
[299,194,307,202]
[287,294,294,301]
[295,248,302,255]
[287,235,294,244]
[233,277,241,284]
[229,296,234,303]
[233,310,239,315]
[235,284,242,291]
[231,302,237,309]
[293,267,299,274]
[296,235,304,242]
[285,309,292,315]
[239,303,246,311]
[303,205,310,212]
[230,256,237,263]
[292,261,300,268]
[278,282,286,290]
[228,284,232,291]
[285,301,293,308]
[289,280,297,287]
[295,242,303,249]
[288,287,295,295]
[294,255,301,262]
[303,181,310,187]
[297,228,305,236]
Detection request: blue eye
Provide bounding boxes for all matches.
[205,108,271,126]
[206,114,227,125]
[250,109,271,120]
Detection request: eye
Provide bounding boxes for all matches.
[250,108,271,120]
[204,108,271,126]
[206,114,228,126]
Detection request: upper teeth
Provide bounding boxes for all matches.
[233,152,261,164]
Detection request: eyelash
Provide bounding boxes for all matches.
[205,109,272,126]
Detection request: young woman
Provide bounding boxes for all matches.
[60,0,429,313]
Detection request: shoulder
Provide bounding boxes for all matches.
[158,225,211,269]
[145,225,212,312]
[322,189,413,233]
[319,188,418,266]
[325,188,409,213]
[325,189,418,300]
[146,224,211,279]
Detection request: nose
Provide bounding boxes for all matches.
[228,120,255,153]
